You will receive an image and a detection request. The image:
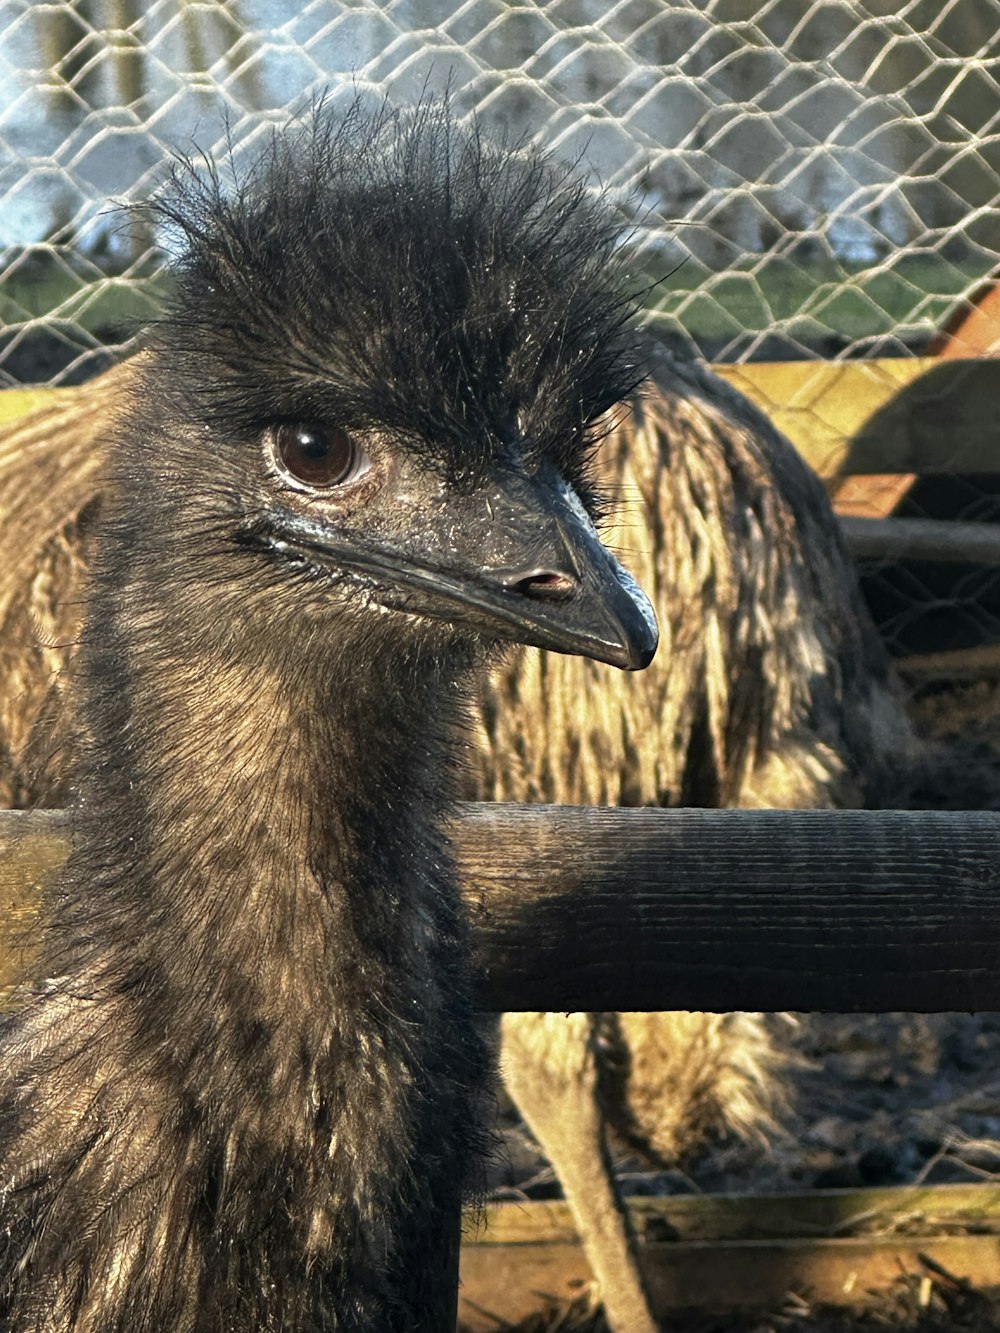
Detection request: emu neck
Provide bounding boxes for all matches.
[18,496,483,1333]
[72,557,469,1036]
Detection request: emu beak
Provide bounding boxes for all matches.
[379,470,657,671]
[453,473,659,671]
[269,472,658,671]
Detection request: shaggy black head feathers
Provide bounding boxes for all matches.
[148,98,645,494]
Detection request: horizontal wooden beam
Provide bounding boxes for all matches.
[5,806,1000,1013]
[460,804,1000,1012]
[899,643,1000,682]
[715,356,1000,477]
[460,1184,1000,1327]
[4,357,1000,483]
[841,515,1000,565]
[476,1182,1000,1247]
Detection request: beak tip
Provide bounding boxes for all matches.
[613,581,658,672]
[613,626,658,671]
[627,640,658,671]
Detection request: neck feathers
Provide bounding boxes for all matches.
[0,443,487,1333]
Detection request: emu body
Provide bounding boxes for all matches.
[0,103,654,1332]
[473,349,993,1332]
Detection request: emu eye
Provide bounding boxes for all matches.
[269,424,369,489]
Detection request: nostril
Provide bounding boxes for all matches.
[509,569,578,601]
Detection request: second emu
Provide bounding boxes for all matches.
[0,102,656,1331]
[474,347,928,1332]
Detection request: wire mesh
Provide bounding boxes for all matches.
[2,0,999,383]
[1,0,1000,667]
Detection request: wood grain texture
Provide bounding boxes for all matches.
[460,1184,1000,1326]
[3,805,1000,1013]
[472,1183,1000,1246]
[459,1233,1000,1328]
[458,804,1000,1012]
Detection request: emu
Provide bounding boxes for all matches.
[0,101,657,1332]
[0,204,992,1333]
[472,349,925,1331]
[0,343,958,1333]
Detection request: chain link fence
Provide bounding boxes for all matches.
[2,0,1000,670]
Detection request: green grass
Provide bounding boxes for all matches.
[643,253,989,346]
[0,266,168,336]
[0,252,992,351]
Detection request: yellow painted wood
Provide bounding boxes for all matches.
[0,387,71,424]
[716,356,1000,476]
[714,358,935,477]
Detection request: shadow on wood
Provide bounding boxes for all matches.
[4,804,1000,1012]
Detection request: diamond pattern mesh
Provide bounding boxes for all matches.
[2,0,999,386]
[2,0,1000,661]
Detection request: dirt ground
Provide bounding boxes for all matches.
[467,681,1000,1331]
[477,1011,1000,1331]
[461,1275,1000,1332]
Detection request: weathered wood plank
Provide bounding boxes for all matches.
[459,1185,1000,1326]
[459,1232,1000,1327]
[473,1183,1000,1246]
[4,806,1000,1013]
[459,804,1000,1012]
[899,643,1000,682]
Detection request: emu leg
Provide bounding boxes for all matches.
[500,1011,660,1333]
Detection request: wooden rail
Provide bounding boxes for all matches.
[460,1184,1000,1327]
[840,515,1000,565]
[4,805,1000,1012]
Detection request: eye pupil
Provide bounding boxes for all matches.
[272,424,363,488]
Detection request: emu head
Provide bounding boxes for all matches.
[120,100,657,675]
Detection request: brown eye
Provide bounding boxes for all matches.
[270,423,369,489]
